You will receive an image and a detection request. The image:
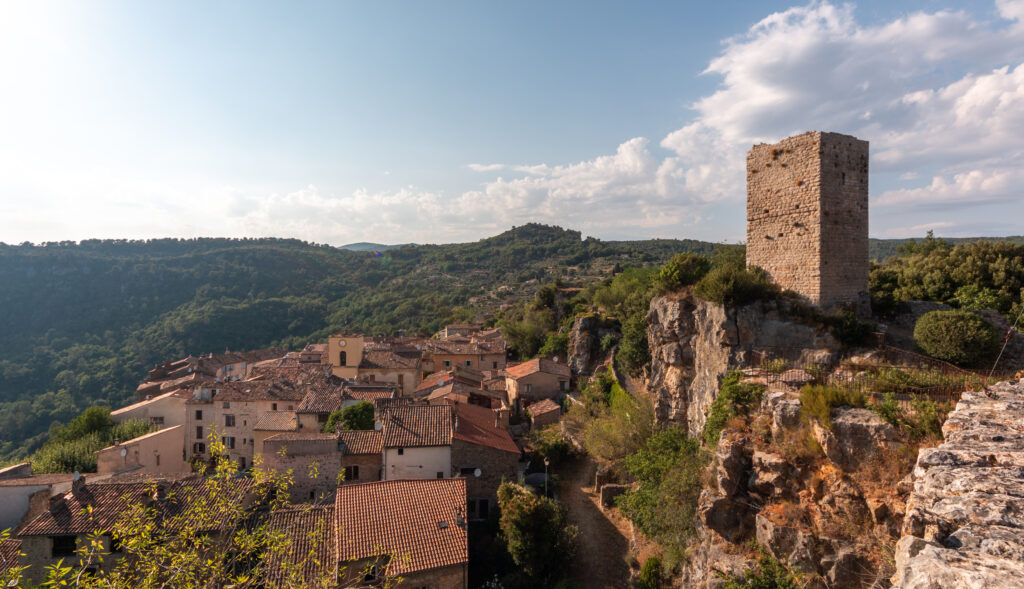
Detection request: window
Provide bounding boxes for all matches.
[363,565,379,583]
[222,402,231,409]
[272,403,277,411]
[460,467,477,477]
[51,536,76,557]
[193,442,206,454]
[224,415,235,427]
[339,351,347,366]
[222,436,236,449]
[397,448,404,455]
[344,465,359,481]
[149,416,164,427]
[309,490,316,500]
[560,380,569,392]
[397,374,404,388]
[524,384,533,393]
[318,414,328,424]
[242,438,247,445]
[436,472,444,479]
[493,361,498,369]
[287,405,293,410]
[195,410,203,420]
[465,360,472,367]
[108,535,122,553]
[468,498,490,521]
[156,454,160,466]
[196,426,204,439]
[238,456,246,469]
[443,360,451,368]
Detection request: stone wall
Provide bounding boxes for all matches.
[450,440,519,502]
[746,131,869,314]
[893,380,1024,588]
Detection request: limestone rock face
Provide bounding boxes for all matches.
[762,391,801,439]
[646,292,838,436]
[893,381,1024,588]
[814,407,901,472]
[567,314,618,376]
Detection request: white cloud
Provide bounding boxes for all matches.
[467,163,505,172]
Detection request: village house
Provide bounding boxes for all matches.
[0,464,74,534]
[136,348,285,400]
[527,398,562,429]
[295,380,397,431]
[423,381,508,410]
[504,358,571,408]
[449,403,520,519]
[95,426,190,477]
[381,404,453,481]
[110,389,189,430]
[334,478,469,589]
[435,324,481,338]
[11,474,254,584]
[421,335,507,373]
[415,365,486,396]
[260,430,383,503]
[326,334,422,395]
[252,411,300,457]
[185,379,305,470]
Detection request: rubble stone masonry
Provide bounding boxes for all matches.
[746,131,870,314]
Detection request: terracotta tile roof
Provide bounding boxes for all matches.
[264,505,336,587]
[334,479,468,576]
[0,474,73,487]
[358,349,420,371]
[338,431,383,455]
[423,338,504,356]
[381,405,453,448]
[345,384,398,403]
[415,367,484,393]
[296,382,346,414]
[187,380,306,403]
[528,398,562,417]
[17,477,252,537]
[248,363,335,385]
[505,358,571,379]
[254,411,299,432]
[0,538,21,577]
[425,383,504,406]
[264,432,338,443]
[453,403,520,455]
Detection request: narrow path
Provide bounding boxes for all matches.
[558,454,631,589]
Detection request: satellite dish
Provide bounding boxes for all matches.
[120,449,127,457]
[473,468,482,478]
[374,421,383,431]
[73,471,80,481]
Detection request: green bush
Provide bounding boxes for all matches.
[528,425,571,466]
[497,482,578,585]
[657,253,711,292]
[702,371,766,447]
[799,384,865,429]
[323,401,375,433]
[906,397,951,441]
[616,309,650,376]
[827,311,874,347]
[638,556,663,589]
[717,550,799,589]
[694,265,778,306]
[870,393,903,428]
[914,310,999,367]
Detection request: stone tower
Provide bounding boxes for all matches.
[746,131,869,314]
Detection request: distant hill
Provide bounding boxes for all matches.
[0,224,723,461]
[339,242,412,252]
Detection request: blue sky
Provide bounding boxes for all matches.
[1,0,1022,245]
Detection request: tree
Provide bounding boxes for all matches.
[657,252,711,292]
[497,482,578,585]
[914,310,999,367]
[323,401,375,433]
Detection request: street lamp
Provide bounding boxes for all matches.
[543,457,550,498]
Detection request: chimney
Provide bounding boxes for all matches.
[49,494,66,514]
[71,473,86,496]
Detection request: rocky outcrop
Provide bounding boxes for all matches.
[646,292,838,436]
[567,315,618,376]
[893,380,1024,588]
[813,408,901,472]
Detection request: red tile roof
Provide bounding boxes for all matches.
[264,505,337,587]
[453,403,520,455]
[528,398,562,417]
[337,431,383,455]
[0,538,21,577]
[334,479,468,576]
[505,357,571,379]
[296,382,346,414]
[253,411,299,432]
[358,349,420,371]
[380,405,453,448]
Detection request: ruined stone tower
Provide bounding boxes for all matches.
[746,131,869,314]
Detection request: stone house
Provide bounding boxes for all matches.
[424,381,507,410]
[422,336,507,373]
[527,398,562,429]
[381,405,454,481]
[334,478,468,589]
[295,381,397,431]
[504,358,571,408]
[0,465,73,534]
[110,389,189,430]
[415,365,485,396]
[260,430,382,503]
[450,403,520,519]
[185,380,305,470]
[252,411,299,458]
[12,475,254,584]
[95,426,190,477]
[326,334,422,395]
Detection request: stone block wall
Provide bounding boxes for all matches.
[747,131,869,314]
[451,440,519,502]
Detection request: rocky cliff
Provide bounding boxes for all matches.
[646,292,837,436]
[892,380,1024,588]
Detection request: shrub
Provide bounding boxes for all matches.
[913,310,999,367]
[717,549,799,589]
[694,265,778,306]
[870,393,903,428]
[702,371,766,447]
[323,401,375,433]
[616,309,651,376]
[497,482,578,585]
[637,556,663,589]
[657,253,711,292]
[538,331,569,359]
[799,384,865,429]
[906,397,951,441]
[827,311,874,347]
[528,425,571,466]
[600,333,619,354]
[761,358,788,374]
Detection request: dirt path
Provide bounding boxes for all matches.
[558,455,631,589]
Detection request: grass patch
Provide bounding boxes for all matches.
[799,384,865,429]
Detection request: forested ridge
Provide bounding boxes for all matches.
[0,224,719,461]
